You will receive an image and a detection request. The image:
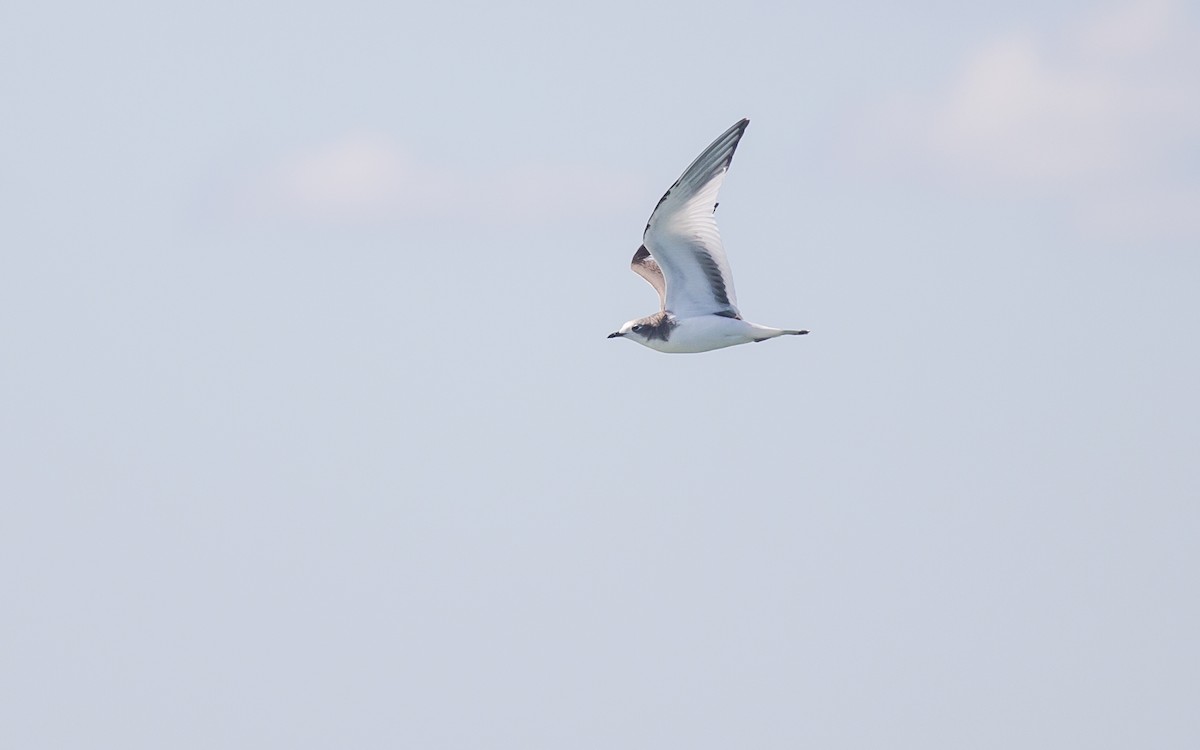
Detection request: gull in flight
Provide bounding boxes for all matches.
[608,118,808,353]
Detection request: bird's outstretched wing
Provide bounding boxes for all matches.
[639,119,747,318]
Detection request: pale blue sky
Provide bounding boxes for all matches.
[3,1,1198,748]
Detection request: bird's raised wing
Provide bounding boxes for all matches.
[639,119,747,318]
[630,244,666,310]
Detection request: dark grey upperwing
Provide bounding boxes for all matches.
[631,244,666,311]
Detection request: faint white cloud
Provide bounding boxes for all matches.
[229,133,644,227]
[851,0,1200,240]
[1074,0,1175,56]
[236,135,435,222]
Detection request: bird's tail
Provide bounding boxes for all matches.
[750,325,810,342]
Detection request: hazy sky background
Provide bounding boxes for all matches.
[3,0,1198,747]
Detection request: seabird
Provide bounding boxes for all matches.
[608,118,809,353]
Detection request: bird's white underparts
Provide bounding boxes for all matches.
[607,119,808,354]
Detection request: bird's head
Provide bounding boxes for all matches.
[607,317,656,344]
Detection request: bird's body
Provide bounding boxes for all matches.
[614,311,805,354]
[608,119,808,353]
